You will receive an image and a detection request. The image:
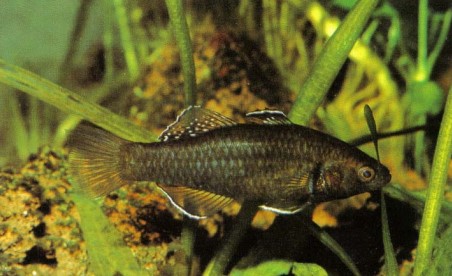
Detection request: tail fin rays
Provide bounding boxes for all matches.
[68,124,132,197]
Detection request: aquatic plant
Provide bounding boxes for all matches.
[165,0,197,107]
[288,0,380,125]
[0,0,451,275]
[414,86,452,275]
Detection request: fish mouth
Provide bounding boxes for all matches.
[382,165,392,182]
[375,166,392,188]
[363,165,391,192]
[385,171,392,184]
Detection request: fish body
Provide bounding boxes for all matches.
[69,107,391,219]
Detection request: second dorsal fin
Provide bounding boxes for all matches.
[245,110,292,125]
[159,106,237,142]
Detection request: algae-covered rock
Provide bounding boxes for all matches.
[0,148,183,275]
[0,147,88,275]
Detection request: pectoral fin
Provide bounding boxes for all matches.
[259,172,313,215]
[158,185,235,219]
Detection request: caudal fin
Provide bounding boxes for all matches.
[67,124,132,197]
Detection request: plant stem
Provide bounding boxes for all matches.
[0,59,155,142]
[59,0,93,84]
[415,0,429,81]
[164,1,199,273]
[181,219,196,275]
[165,0,197,106]
[302,217,360,276]
[113,0,140,80]
[413,86,452,276]
[349,125,426,146]
[203,201,258,275]
[381,192,398,275]
[427,9,452,76]
[7,91,29,160]
[262,0,275,62]
[165,1,198,271]
[103,0,115,83]
[28,97,40,153]
[288,0,380,125]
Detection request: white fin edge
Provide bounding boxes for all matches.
[158,187,207,220]
[259,204,308,215]
[158,105,236,142]
[245,110,292,125]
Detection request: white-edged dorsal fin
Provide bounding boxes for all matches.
[158,185,235,219]
[245,110,292,125]
[159,106,237,142]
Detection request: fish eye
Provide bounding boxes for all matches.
[358,166,375,182]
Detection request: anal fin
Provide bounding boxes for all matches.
[158,185,235,219]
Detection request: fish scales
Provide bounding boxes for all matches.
[68,106,391,219]
[121,125,312,200]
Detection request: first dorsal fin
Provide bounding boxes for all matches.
[245,110,292,125]
[158,185,235,219]
[159,106,237,142]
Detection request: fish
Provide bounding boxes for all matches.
[68,106,391,219]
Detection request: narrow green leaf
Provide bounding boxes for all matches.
[414,86,452,276]
[430,224,452,275]
[381,192,398,275]
[414,0,429,81]
[426,9,452,78]
[203,201,259,276]
[71,192,148,276]
[230,260,327,276]
[363,104,379,161]
[364,104,398,274]
[165,0,197,106]
[28,97,40,154]
[112,0,140,80]
[303,219,360,276]
[164,1,198,272]
[7,92,29,160]
[288,0,380,125]
[0,59,156,142]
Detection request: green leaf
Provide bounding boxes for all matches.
[230,260,327,276]
[165,0,197,106]
[71,192,149,276]
[288,0,380,125]
[414,86,452,276]
[430,224,452,275]
[363,104,379,161]
[0,58,156,142]
[381,192,398,275]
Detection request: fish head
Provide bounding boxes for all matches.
[311,157,391,202]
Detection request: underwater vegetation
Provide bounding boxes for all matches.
[0,0,451,275]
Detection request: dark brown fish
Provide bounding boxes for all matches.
[68,106,391,219]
